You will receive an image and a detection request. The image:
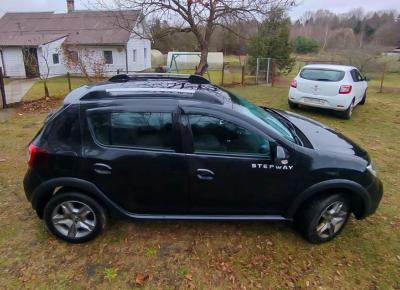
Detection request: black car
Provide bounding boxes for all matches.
[24,73,383,244]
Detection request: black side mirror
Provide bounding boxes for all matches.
[363,76,369,81]
[274,145,289,166]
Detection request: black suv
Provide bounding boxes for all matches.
[24,74,383,244]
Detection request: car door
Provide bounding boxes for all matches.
[350,69,364,102]
[181,109,297,215]
[81,102,189,214]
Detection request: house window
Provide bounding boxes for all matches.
[133,49,137,62]
[103,50,113,64]
[52,53,60,64]
[144,47,147,61]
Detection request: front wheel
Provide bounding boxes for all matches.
[43,192,108,243]
[295,194,350,244]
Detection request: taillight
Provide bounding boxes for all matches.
[339,85,352,94]
[291,79,297,88]
[27,144,48,168]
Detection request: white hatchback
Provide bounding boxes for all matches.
[288,64,368,119]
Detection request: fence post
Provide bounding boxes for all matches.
[117,69,120,75]
[255,58,259,85]
[241,65,245,86]
[221,63,225,86]
[0,67,6,109]
[379,63,387,93]
[271,61,276,87]
[67,72,72,92]
[266,58,271,84]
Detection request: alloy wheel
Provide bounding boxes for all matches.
[51,200,97,239]
[316,201,348,239]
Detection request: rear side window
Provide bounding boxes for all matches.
[350,69,364,82]
[300,68,345,82]
[41,105,81,151]
[89,112,174,150]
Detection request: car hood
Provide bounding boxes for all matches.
[280,111,369,161]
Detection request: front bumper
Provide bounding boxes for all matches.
[363,177,383,217]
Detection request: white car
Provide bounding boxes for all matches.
[288,64,368,119]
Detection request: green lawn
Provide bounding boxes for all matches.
[1,72,399,289]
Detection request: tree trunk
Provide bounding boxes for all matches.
[195,46,209,75]
[43,81,50,99]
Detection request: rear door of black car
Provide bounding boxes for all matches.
[80,101,190,214]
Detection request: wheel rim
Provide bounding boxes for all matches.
[51,200,96,239]
[316,201,348,239]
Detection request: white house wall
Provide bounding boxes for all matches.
[0,47,26,78]
[37,37,68,77]
[127,35,151,72]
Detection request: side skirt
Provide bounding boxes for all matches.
[123,213,289,221]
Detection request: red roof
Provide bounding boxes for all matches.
[0,10,140,46]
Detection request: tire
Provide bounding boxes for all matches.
[339,100,354,120]
[294,194,350,244]
[288,99,298,109]
[359,90,367,105]
[43,192,108,243]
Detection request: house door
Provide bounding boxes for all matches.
[22,48,39,78]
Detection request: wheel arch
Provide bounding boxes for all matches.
[286,179,371,220]
[31,177,125,219]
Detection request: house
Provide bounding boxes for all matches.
[0,0,151,78]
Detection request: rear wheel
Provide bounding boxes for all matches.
[359,91,367,105]
[295,194,350,244]
[43,192,108,243]
[288,99,298,109]
[339,100,354,119]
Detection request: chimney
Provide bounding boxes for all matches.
[67,0,75,13]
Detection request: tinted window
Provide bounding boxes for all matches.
[89,112,173,150]
[103,51,113,64]
[42,105,81,151]
[300,68,345,82]
[189,114,270,156]
[351,69,364,82]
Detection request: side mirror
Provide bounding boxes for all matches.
[274,145,289,166]
[363,76,369,81]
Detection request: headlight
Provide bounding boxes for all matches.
[367,161,377,177]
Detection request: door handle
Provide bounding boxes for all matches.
[196,168,215,180]
[93,163,112,175]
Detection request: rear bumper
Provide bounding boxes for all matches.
[23,169,42,202]
[289,88,353,111]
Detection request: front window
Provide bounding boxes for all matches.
[300,68,345,82]
[89,112,174,150]
[188,114,270,157]
[229,94,295,143]
[103,50,113,64]
[52,53,59,64]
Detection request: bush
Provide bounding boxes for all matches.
[294,36,320,54]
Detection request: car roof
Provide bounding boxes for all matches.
[63,74,233,107]
[302,64,357,71]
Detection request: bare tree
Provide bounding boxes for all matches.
[92,0,296,75]
[61,44,106,82]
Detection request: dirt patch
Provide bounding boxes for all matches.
[18,97,63,114]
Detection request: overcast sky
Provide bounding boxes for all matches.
[0,0,398,19]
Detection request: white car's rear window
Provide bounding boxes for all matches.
[300,68,345,82]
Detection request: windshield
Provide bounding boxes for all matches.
[300,68,345,82]
[229,94,295,143]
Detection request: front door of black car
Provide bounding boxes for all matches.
[83,106,189,214]
[183,112,296,215]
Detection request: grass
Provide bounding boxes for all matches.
[1,72,399,289]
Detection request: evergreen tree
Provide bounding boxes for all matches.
[248,10,295,74]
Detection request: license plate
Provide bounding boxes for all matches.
[304,98,325,105]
